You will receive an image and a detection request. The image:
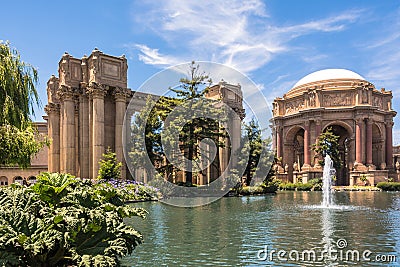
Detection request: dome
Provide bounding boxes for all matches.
[293,69,365,88]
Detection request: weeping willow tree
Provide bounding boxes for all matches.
[0,41,40,128]
[0,41,47,167]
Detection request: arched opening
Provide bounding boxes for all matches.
[293,129,305,170]
[13,176,24,185]
[0,176,8,186]
[28,176,37,185]
[322,124,351,186]
[372,124,383,167]
[284,126,305,180]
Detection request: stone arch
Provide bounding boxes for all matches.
[372,123,384,167]
[13,176,24,185]
[285,125,305,141]
[28,175,37,185]
[284,125,305,180]
[0,176,8,186]
[323,120,353,137]
[321,123,352,185]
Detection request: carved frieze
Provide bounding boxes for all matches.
[372,95,383,109]
[285,98,304,114]
[322,92,353,107]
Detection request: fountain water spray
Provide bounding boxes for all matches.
[322,155,336,207]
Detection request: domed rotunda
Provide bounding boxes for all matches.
[271,69,397,186]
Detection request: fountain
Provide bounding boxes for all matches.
[322,155,336,207]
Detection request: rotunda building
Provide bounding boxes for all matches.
[271,69,397,186]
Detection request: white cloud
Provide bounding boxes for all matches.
[363,8,400,95]
[130,1,363,74]
[134,44,182,67]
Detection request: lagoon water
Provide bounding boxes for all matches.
[123,191,400,266]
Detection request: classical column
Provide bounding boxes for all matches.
[315,120,322,139]
[59,103,64,173]
[44,103,60,172]
[386,121,394,168]
[231,108,243,168]
[74,100,80,177]
[79,88,90,178]
[114,87,127,179]
[88,85,106,179]
[355,118,363,164]
[276,126,282,159]
[366,119,373,166]
[303,121,311,168]
[58,86,75,174]
[356,118,364,164]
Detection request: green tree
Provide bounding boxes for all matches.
[0,41,40,129]
[161,62,227,184]
[0,41,48,168]
[130,62,226,185]
[0,125,48,168]
[238,118,274,185]
[312,127,341,169]
[129,96,164,177]
[98,148,123,181]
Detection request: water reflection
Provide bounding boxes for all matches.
[321,209,336,266]
[122,192,400,266]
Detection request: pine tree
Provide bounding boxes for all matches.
[238,118,274,185]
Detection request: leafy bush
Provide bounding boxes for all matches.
[279,182,296,191]
[295,182,314,191]
[97,148,122,181]
[376,182,400,191]
[308,178,323,191]
[0,172,146,266]
[260,179,280,193]
[237,186,265,195]
[278,180,320,191]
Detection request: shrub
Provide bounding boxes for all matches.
[0,172,146,266]
[238,186,265,195]
[278,180,320,191]
[97,148,122,181]
[295,182,314,191]
[261,179,280,193]
[376,182,400,191]
[279,182,296,191]
[309,178,323,191]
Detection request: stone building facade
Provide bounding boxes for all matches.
[44,49,244,182]
[271,69,397,186]
[0,122,48,186]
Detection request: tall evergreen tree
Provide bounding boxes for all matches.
[159,62,226,184]
[128,62,227,184]
[238,118,274,185]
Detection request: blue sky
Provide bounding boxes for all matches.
[1,0,400,144]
